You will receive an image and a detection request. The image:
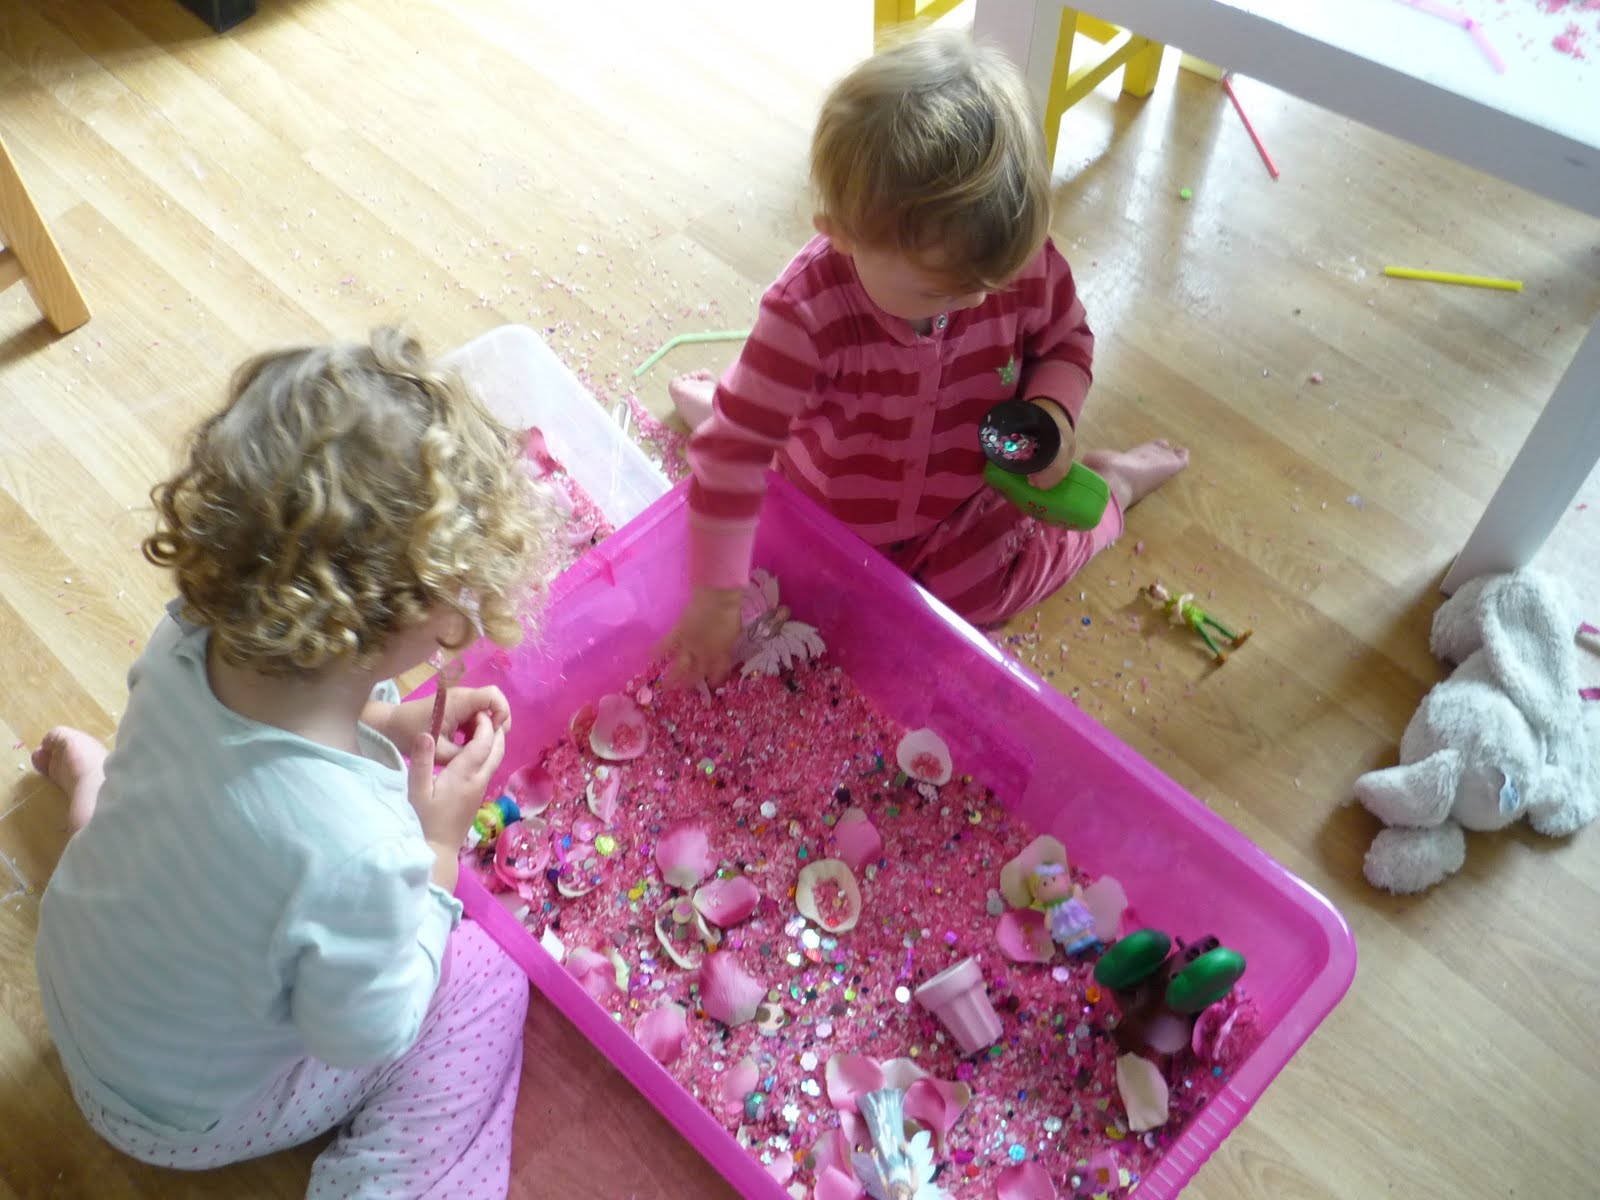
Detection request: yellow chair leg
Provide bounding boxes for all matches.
[0,135,90,335]
[1122,40,1165,97]
[1042,9,1082,166]
[873,0,915,48]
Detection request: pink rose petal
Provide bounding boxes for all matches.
[564,947,618,1001]
[879,1057,929,1092]
[720,1055,760,1114]
[1116,1053,1171,1132]
[1083,875,1129,940]
[795,859,861,934]
[699,951,766,1027]
[564,522,598,548]
[569,702,596,746]
[524,427,559,477]
[655,824,714,890]
[692,875,761,928]
[824,1053,885,1113]
[832,807,883,872]
[810,1129,852,1177]
[653,897,705,969]
[996,908,1056,963]
[999,835,1070,909]
[904,1077,971,1149]
[996,1161,1059,1200]
[503,762,554,815]
[764,1158,794,1186]
[590,692,650,760]
[1084,1149,1121,1191]
[1145,1011,1190,1055]
[633,1002,687,1065]
[586,770,621,824]
[895,727,952,785]
[814,1166,867,1200]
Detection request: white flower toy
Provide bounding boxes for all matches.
[732,569,825,677]
[852,1087,948,1200]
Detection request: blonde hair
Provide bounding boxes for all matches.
[144,327,551,676]
[811,26,1051,290]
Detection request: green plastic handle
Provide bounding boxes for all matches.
[984,460,1110,530]
[1165,947,1247,1013]
[1092,928,1172,990]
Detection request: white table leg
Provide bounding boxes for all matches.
[973,0,1062,119]
[1442,314,1600,593]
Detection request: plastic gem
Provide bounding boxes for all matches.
[1009,1145,1026,1163]
[595,834,617,856]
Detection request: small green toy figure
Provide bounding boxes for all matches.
[1144,581,1252,664]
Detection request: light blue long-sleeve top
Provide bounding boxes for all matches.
[35,601,461,1135]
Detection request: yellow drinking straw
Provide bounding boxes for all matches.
[1382,266,1523,292]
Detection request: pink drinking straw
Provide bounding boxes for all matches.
[1221,74,1279,180]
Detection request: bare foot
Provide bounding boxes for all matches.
[32,727,108,833]
[668,370,716,432]
[1082,439,1189,513]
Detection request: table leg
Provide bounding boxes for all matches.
[973,0,1061,119]
[178,0,255,32]
[1442,314,1600,592]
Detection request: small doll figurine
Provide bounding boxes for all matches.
[1143,581,1252,664]
[1028,864,1098,955]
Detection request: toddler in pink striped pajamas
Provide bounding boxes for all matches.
[664,28,1188,686]
[33,328,555,1198]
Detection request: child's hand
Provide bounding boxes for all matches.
[1026,396,1077,491]
[406,713,506,853]
[659,586,744,688]
[372,687,511,762]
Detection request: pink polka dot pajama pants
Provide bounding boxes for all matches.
[70,921,528,1199]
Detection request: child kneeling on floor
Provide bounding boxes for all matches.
[664,28,1187,685]
[33,328,551,1199]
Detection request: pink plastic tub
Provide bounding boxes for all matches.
[441,475,1357,1199]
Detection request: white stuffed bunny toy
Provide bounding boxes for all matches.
[1354,569,1600,893]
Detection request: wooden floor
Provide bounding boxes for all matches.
[2,1,1597,1197]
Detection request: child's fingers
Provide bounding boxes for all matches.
[406,733,435,812]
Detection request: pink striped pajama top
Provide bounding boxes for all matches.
[686,234,1096,591]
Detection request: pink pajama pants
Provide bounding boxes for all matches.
[887,485,1125,626]
[70,921,528,1200]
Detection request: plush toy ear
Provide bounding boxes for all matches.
[1430,574,1494,664]
[1478,572,1577,739]
[1354,748,1462,829]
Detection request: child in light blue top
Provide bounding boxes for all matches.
[33,327,552,1198]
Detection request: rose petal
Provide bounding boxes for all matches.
[996,1161,1059,1200]
[999,835,1070,909]
[764,1158,794,1187]
[564,522,598,548]
[720,1055,760,1114]
[504,762,554,816]
[879,1057,930,1093]
[814,1166,867,1200]
[655,824,714,890]
[809,1129,852,1177]
[525,427,559,476]
[903,1077,971,1150]
[569,702,596,746]
[740,568,782,625]
[1083,875,1129,941]
[693,876,761,928]
[634,1002,687,1065]
[538,927,566,962]
[1084,1149,1121,1192]
[795,859,862,934]
[564,947,619,1001]
[1115,1053,1171,1132]
[699,951,766,1027]
[837,1110,867,1152]
[824,1053,885,1113]
[492,818,551,889]
[653,897,706,970]
[895,727,952,785]
[590,692,650,760]
[996,908,1056,963]
[832,807,883,873]
[587,770,622,825]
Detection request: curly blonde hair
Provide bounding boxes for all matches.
[144,327,551,676]
[811,27,1051,290]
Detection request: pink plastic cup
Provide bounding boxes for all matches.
[915,957,1003,1054]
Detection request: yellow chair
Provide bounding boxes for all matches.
[872,3,1168,168]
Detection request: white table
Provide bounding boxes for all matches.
[975,0,1600,591]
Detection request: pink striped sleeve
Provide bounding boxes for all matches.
[686,294,822,589]
[1018,240,1094,428]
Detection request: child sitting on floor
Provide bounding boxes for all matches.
[664,28,1187,685]
[33,328,551,1199]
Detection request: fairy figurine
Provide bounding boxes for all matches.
[1027,863,1098,955]
[1143,581,1252,664]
